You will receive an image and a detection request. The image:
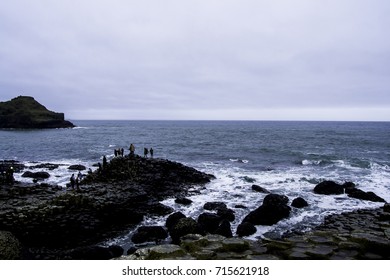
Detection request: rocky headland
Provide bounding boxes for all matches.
[0,155,389,260]
[0,96,74,129]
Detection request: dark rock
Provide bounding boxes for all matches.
[215,220,233,238]
[0,160,25,173]
[68,164,87,171]
[242,194,291,226]
[70,245,116,260]
[384,203,390,213]
[291,197,309,208]
[346,189,386,203]
[169,218,200,244]
[146,203,173,216]
[0,96,75,129]
[0,156,214,259]
[342,182,356,191]
[313,181,344,195]
[234,204,247,209]
[175,197,193,205]
[31,163,60,170]
[166,212,187,231]
[131,226,168,244]
[198,213,222,234]
[127,247,137,255]
[252,185,270,193]
[217,208,235,222]
[0,231,21,259]
[236,222,257,237]
[108,245,124,258]
[263,193,289,206]
[240,176,256,183]
[22,171,50,179]
[203,202,227,211]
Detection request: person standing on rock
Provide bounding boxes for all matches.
[129,144,135,157]
[70,174,76,189]
[144,147,149,158]
[150,148,154,158]
[103,156,108,169]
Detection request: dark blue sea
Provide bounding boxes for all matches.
[1,120,390,243]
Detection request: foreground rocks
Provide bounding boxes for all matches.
[0,156,214,259]
[314,180,386,203]
[121,204,390,260]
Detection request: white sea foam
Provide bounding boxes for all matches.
[13,159,97,187]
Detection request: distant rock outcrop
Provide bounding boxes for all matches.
[0,96,75,129]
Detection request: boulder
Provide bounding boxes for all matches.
[68,164,87,171]
[313,181,344,195]
[215,220,233,238]
[198,213,221,234]
[22,171,50,179]
[217,208,235,222]
[291,197,309,208]
[203,202,227,211]
[166,212,187,231]
[242,194,291,226]
[31,163,60,170]
[169,218,200,244]
[346,189,386,203]
[131,226,168,244]
[236,222,257,237]
[175,197,193,205]
[252,185,270,193]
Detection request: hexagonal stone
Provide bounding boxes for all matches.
[221,238,250,252]
[305,245,336,259]
[147,244,186,260]
[193,250,216,260]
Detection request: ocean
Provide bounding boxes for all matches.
[1,120,390,245]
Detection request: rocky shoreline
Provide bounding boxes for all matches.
[0,155,389,260]
[119,205,390,260]
[0,155,214,259]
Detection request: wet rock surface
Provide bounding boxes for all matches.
[122,205,390,260]
[0,155,214,259]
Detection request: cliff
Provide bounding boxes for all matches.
[0,96,75,129]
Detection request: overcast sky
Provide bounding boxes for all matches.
[1,0,390,121]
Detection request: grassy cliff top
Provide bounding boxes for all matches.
[0,96,75,129]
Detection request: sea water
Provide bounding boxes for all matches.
[1,120,389,244]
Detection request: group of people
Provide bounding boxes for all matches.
[68,143,155,190]
[69,171,83,191]
[129,143,154,158]
[114,148,125,157]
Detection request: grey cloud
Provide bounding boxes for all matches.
[1,0,390,120]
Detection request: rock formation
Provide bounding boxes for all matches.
[0,96,75,129]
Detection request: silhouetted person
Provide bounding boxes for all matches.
[121,148,124,156]
[144,147,149,158]
[70,174,76,189]
[103,156,108,169]
[129,144,135,156]
[150,148,154,158]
